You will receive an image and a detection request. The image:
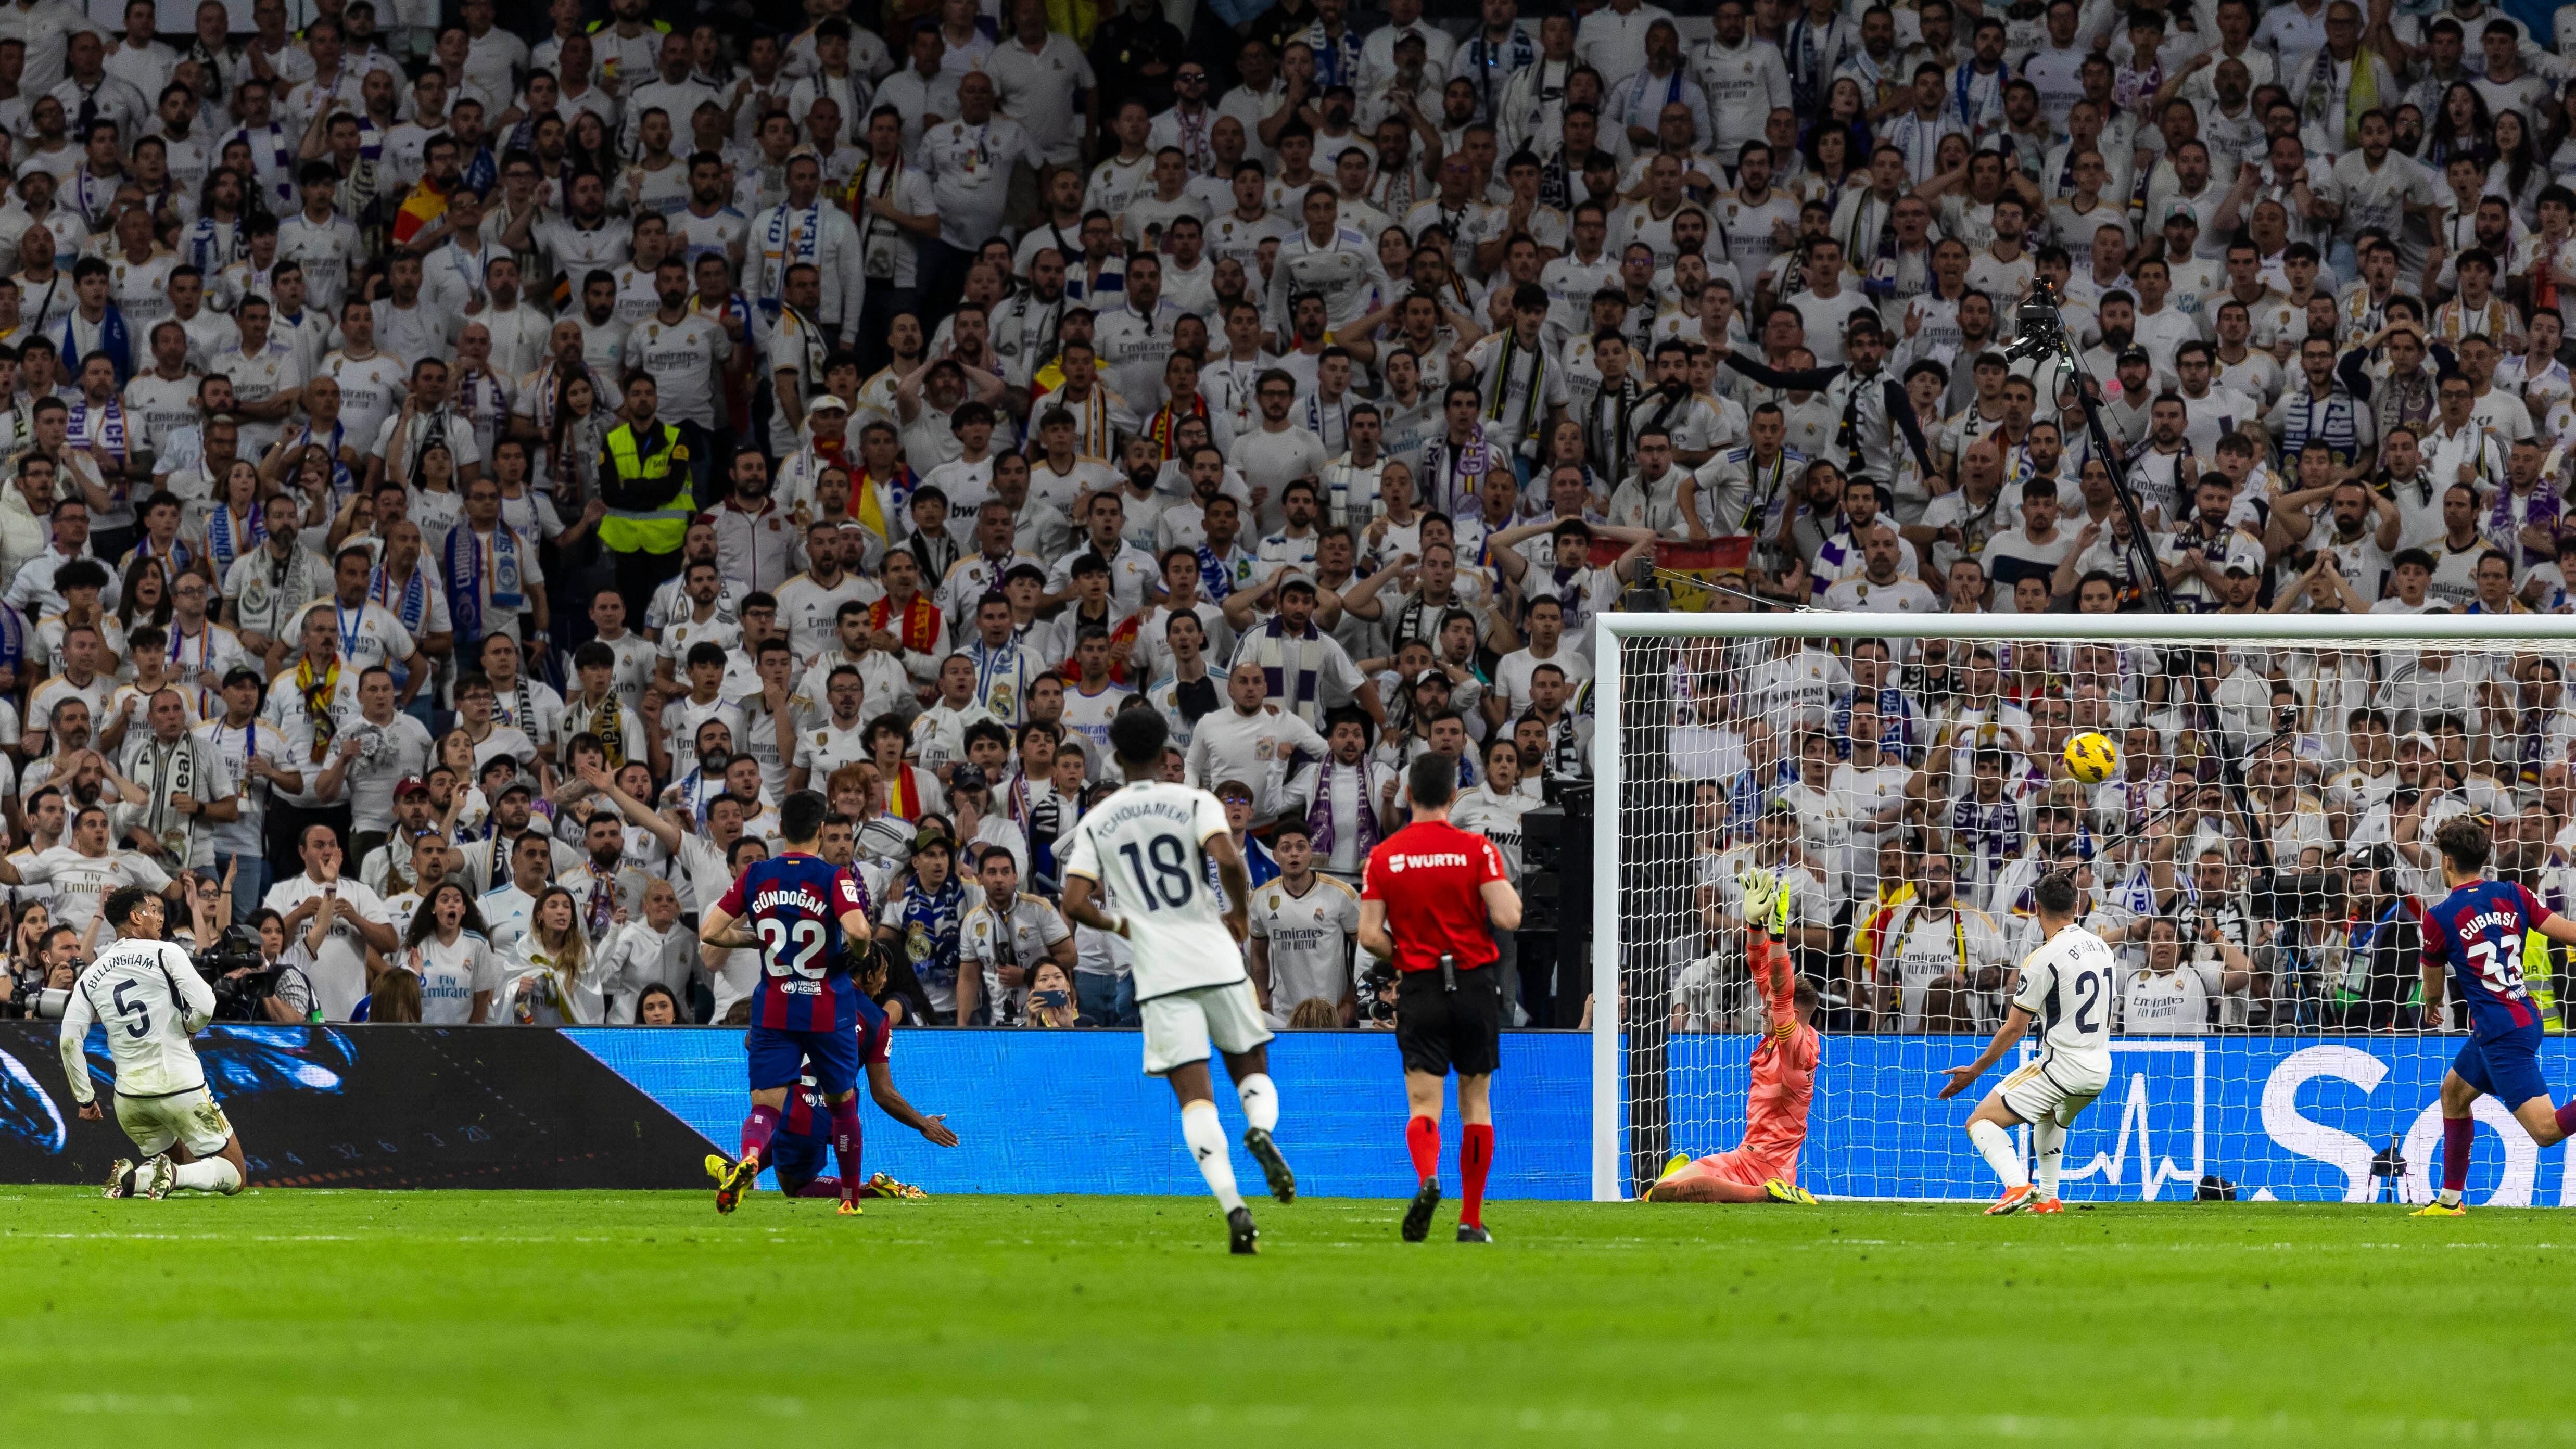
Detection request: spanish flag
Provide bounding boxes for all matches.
[390,182,449,252]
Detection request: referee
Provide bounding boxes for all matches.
[1359,753,1524,1243]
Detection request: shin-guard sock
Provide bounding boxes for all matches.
[790,1177,843,1199]
[1405,1114,1441,1184]
[1180,1099,1244,1213]
[1968,1119,2028,1189]
[741,1103,782,1165]
[1235,1073,1280,1133]
[828,1098,865,1205]
[1460,1124,1493,1227]
[2556,1100,2576,1141]
[2441,1115,2474,1201]
[2032,1119,2065,1200]
[171,1158,241,1195]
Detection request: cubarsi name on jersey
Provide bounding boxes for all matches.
[2458,910,2518,939]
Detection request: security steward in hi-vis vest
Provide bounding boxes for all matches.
[597,372,695,596]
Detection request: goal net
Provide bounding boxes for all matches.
[1589,612,2576,1206]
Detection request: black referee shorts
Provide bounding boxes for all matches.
[1394,962,1502,1078]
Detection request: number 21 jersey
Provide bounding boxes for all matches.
[2011,923,2119,1082]
[715,853,873,1032]
[2421,879,2550,1036]
[1061,780,1245,999]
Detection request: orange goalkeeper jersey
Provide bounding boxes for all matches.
[1743,1022,1819,1167]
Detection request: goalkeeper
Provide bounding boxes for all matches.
[1646,869,1821,1205]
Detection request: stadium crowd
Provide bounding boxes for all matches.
[0,0,2558,1037]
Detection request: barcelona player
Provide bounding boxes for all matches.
[699,791,916,1215]
[705,946,958,1206]
[1645,869,1821,1205]
[2414,817,2576,1216]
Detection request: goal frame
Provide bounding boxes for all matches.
[1588,611,2576,1202]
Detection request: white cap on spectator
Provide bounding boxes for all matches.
[809,395,850,414]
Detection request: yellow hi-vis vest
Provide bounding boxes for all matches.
[600,421,693,554]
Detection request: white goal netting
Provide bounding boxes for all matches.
[1591,613,2576,1206]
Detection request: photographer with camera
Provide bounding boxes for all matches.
[64,885,250,1200]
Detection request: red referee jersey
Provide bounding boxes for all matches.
[1361,820,1508,973]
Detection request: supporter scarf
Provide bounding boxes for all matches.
[1305,757,1379,860]
[1955,60,2009,135]
[896,876,963,992]
[1146,395,1208,463]
[207,502,265,578]
[142,735,193,860]
[181,211,243,274]
[442,524,524,646]
[56,309,132,387]
[2490,478,2559,558]
[1249,616,1323,716]
[369,562,429,636]
[236,122,296,209]
[2303,47,2378,151]
[1483,328,1544,442]
[759,199,824,315]
[579,691,626,769]
[868,593,942,654]
[297,653,340,753]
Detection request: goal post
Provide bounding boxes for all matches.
[1590,610,2576,1205]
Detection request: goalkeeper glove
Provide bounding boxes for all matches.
[1736,867,1778,935]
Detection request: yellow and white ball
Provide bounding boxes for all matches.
[2063,730,2118,784]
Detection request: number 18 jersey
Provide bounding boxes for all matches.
[2011,923,2119,1081]
[2421,879,2551,1037]
[1061,780,1245,1000]
[714,853,873,1032]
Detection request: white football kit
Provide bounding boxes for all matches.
[57,938,232,1158]
[1062,779,1271,1073]
[1994,922,2119,1127]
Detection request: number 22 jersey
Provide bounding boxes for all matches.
[1061,780,1245,999]
[2420,879,2551,1036]
[714,853,873,1032]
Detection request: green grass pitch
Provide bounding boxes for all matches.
[4,1188,2572,1448]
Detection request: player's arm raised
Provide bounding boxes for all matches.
[1936,1002,2036,1100]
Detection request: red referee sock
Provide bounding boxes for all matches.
[1405,1114,1440,1184]
[1460,1124,1493,1229]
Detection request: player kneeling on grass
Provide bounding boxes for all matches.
[1646,869,1820,1205]
[1937,870,2116,1216]
[2412,817,2576,1216]
[700,791,957,1216]
[67,886,249,1200]
[1061,708,1296,1256]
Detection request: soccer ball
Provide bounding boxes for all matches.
[2063,731,2118,784]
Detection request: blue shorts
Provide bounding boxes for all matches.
[767,1129,830,1190]
[744,1023,859,1096]
[2454,1023,2553,1110]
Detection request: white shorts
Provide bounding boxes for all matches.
[1994,1056,2108,1129]
[1139,980,1274,1075]
[115,1088,233,1159]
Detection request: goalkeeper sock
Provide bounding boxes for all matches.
[2032,1119,2065,1200]
[1460,1124,1493,1228]
[1405,1114,1441,1184]
[740,1104,781,1165]
[171,1158,240,1195]
[828,1097,865,1206]
[1181,1099,1244,1214]
[1968,1119,2028,1190]
[1236,1073,1280,1134]
[2441,1115,2473,1201]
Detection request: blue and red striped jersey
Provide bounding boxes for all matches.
[715,853,873,1032]
[2420,879,2552,1035]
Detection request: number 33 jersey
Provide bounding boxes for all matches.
[1061,780,1245,1000]
[2011,924,2121,1082]
[715,854,873,1032]
[2421,879,2552,1037]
